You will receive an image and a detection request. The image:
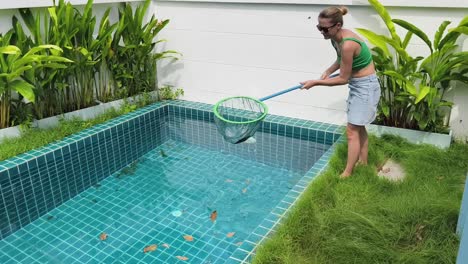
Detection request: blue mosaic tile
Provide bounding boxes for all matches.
[0,100,343,262]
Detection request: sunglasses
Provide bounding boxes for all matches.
[316,23,337,33]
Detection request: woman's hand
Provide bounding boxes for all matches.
[300,80,319,90]
[320,72,330,80]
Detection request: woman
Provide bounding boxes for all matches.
[301,6,381,178]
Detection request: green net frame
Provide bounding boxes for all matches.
[213,96,268,144]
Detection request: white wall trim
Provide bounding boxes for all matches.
[0,0,144,10]
[155,0,468,8]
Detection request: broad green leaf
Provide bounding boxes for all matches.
[8,66,33,80]
[37,55,73,64]
[383,36,410,62]
[434,21,451,49]
[449,26,468,35]
[24,45,63,57]
[12,55,40,69]
[382,70,406,82]
[355,28,390,56]
[48,7,58,27]
[393,19,432,53]
[458,15,468,27]
[380,103,390,117]
[415,85,430,104]
[402,31,413,49]
[79,47,91,57]
[0,46,21,55]
[19,9,35,35]
[404,82,417,97]
[439,101,454,107]
[368,0,401,43]
[438,31,460,49]
[10,79,35,102]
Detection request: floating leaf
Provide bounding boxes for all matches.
[143,244,157,253]
[99,232,108,241]
[245,179,250,185]
[210,210,218,223]
[176,256,188,261]
[183,235,194,242]
[162,243,170,248]
[225,179,233,183]
[242,188,247,194]
[226,232,235,238]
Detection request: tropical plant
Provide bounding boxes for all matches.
[17,0,119,116]
[46,0,111,112]
[109,0,180,99]
[0,29,71,128]
[94,8,118,102]
[14,8,67,119]
[356,0,468,132]
[2,0,178,129]
[159,85,184,100]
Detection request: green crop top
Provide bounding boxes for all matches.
[332,37,372,70]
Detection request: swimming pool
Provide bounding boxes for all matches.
[0,100,343,263]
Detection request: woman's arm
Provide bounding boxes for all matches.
[302,41,355,88]
[321,61,340,79]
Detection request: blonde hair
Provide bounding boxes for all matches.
[319,6,348,25]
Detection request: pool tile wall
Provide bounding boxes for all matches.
[0,100,344,245]
[0,103,169,240]
[166,102,343,172]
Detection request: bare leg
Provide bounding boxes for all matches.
[341,123,362,178]
[358,126,369,165]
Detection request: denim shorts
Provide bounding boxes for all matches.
[347,74,381,126]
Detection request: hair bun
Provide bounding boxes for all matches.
[338,6,348,16]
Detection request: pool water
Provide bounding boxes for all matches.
[0,101,341,263]
[0,132,329,263]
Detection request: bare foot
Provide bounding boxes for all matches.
[355,160,367,167]
[340,171,351,179]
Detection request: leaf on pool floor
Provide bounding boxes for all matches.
[143,244,157,253]
[162,243,170,248]
[176,256,189,261]
[225,179,233,183]
[236,241,243,246]
[226,232,235,238]
[160,149,168,158]
[99,232,108,241]
[242,188,247,194]
[116,160,139,179]
[46,215,54,221]
[210,210,218,223]
[246,179,250,185]
[183,235,194,242]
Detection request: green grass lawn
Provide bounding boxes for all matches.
[253,135,468,264]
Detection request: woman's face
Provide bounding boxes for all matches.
[316,18,340,39]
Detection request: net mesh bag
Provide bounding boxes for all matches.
[213,96,268,144]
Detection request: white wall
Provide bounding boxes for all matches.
[0,0,142,10]
[153,1,468,139]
